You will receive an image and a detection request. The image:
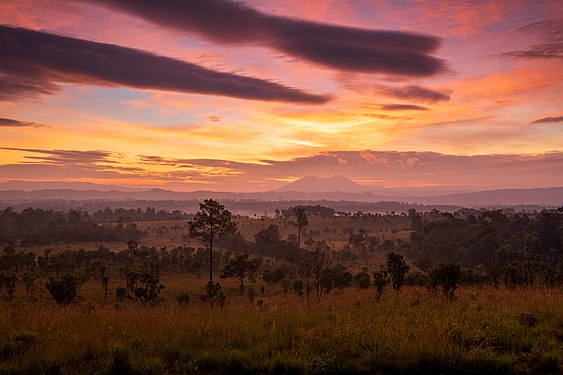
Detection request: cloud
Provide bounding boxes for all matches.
[0,118,46,128]
[504,18,563,59]
[0,25,328,104]
[2,148,563,190]
[0,73,59,101]
[532,115,563,124]
[381,104,429,111]
[377,85,451,103]
[144,150,563,189]
[0,147,117,165]
[84,0,446,77]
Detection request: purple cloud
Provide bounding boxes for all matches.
[84,0,446,77]
[0,118,45,128]
[377,85,450,103]
[532,115,563,124]
[504,18,563,60]
[0,25,328,104]
[381,104,429,111]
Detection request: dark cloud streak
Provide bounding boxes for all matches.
[84,0,445,76]
[381,104,429,111]
[532,115,563,124]
[0,118,46,128]
[377,85,450,103]
[0,25,328,104]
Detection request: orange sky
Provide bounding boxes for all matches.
[0,0,562,191]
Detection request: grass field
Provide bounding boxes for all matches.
[1,286,561,374]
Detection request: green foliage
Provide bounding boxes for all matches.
[353,270,371,289]
[204,281,226,307]
[123,272,164,305]
[254,224,281,250]
[220,253,261,293]
[263,265,290,284]
[427,263,461,300]
[175,292,190,306]
[115,287,127,301]
[292,279,304,297]
[188,199,237,283]
[322,264,353,292]
[1,273,17,301]
[45,274,83,306]
[373,265,388,302]
[289,207,308,251]
[386,252,409,296]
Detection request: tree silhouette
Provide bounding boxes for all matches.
[188,199,237,283]
[290,207,308,254]
[221,253,261,293]
[386,252,409,297]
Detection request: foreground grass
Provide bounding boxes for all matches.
[0,287,562,374]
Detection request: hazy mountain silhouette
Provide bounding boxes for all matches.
[272,175,476,196]
[272,175,382,193]
[0,180,563,208]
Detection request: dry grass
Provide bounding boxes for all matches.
[1,286,561,374]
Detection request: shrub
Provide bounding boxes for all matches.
[354,271,371,289]
[123,272,164,305]
[45,274,83,306]
[175,292,190,306]
[427,263,461,300]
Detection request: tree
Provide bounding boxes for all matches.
[123,272,164,305]
[313,241,329,304]
[427,263,461,300]
[45,274,83,306]
[1,274,17,301]
[373,265,388,302]
[188,200,237,283]
[289,207,308,254]
[254,224,281,255]
[221,253,261,294]
[386,252,409,296]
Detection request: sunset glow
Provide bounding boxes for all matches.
[1,0,562,191]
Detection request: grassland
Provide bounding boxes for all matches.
[1,285,562,374]
[2,214,562,374]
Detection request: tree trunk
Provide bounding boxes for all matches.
[209,237,213,283]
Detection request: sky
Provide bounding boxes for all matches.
[0,0,562,192]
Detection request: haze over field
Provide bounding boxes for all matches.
[0,0,562,194]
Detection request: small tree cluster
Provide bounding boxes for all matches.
[1,273,18,301]
[373,265,388,302]
[221,253,261,294]
[122,272,164,305]
[427,263,462,300]
[45,274,83,306]
[386,252,409,297]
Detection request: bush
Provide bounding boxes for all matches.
[45,274,83,306]
[354,271,371,289]
[123,272,164,305]
[427,263,461,300]
[175,292,190,306]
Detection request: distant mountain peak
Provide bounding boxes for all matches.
[273,175,371,193]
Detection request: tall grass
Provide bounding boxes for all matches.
[0,286,561,374]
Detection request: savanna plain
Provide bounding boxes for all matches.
[0,205,562,374]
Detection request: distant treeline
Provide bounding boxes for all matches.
[0,207,145,245]
[91,206,188,222]
[0,199,463,215]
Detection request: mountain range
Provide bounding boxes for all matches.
[0,177,562,208]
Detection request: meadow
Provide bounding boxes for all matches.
[1,285,561,374]
[1,208,562,374]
